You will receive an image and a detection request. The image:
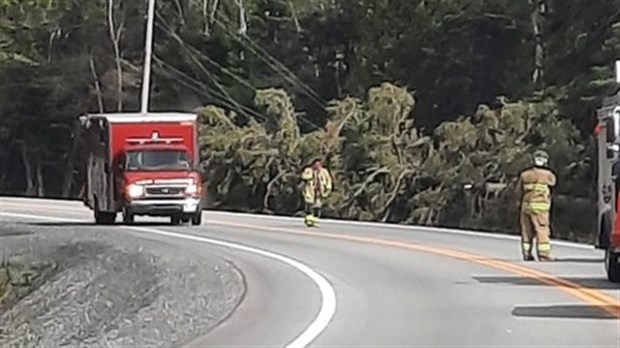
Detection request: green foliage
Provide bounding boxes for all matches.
[1,0,615,242]
[198,82,592,240]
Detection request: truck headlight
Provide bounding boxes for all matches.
[185,184,198,195]
[127,184,144,198]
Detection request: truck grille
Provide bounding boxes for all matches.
[145,186,185,197]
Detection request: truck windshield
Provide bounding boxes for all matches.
[125,150,192,171]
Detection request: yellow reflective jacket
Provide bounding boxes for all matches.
[517,166,556,214]
[301,167,333,202]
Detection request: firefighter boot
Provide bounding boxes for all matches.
[537,242,554,261]
[304,214,315,227]
[538,253,555,262]
[311,207,321,227]
[522,242,535,261]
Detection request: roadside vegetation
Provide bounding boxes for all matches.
[1,0,619,242]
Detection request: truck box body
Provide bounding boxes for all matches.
[81,112,203,225]
[596,91,620,282]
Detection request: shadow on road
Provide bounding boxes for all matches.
[25,221,176,227]
[0,229,34,237]
[26,222,95,227]
[512,305,617,320]
[473,275,620,290]
[553,257,604,263]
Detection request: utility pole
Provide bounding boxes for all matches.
[140,0,156,114]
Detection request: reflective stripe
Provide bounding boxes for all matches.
[523,183,549,193]
[526,202,550,212]
[301,168,313,180]
[537,243,551,252]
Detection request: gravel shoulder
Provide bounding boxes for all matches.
[0,221,246,347]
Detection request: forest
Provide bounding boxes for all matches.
[1,0,619,242]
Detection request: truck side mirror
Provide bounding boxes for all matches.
[198,162,208,181]
[606,106,620,154]
[613,106,620,144]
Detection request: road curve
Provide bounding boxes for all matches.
[1,197,619,347]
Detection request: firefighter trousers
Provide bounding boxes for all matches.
[520,211,552,260]
[304,199,322,226]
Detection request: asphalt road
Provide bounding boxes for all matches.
[1,197,619,347]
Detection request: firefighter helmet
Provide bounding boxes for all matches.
[533,149,549,167]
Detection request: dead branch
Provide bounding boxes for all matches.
[352,167,390,199]
[263,168,289,211]
[107,0,123,111]
[382,169,415,222]
[288,0,301,33]
[89,54,104,112]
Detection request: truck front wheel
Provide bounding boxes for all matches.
[191,212,202,226]
[95,211,116,225]
[171,215,182,225]
[93,197,116,225]
[122,209,134,225]
[605,248,620,283]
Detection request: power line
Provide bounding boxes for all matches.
[154,11,323,130]
[212,15,326,110]
[153,55,268,122]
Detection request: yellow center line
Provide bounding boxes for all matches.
[3,200,618,318]
[207,219,620,319]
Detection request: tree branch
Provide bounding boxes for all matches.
[263,168,289,211]
[381,169,415,222]
[352,167,390,199]
[89,53,104,112]
[107,0,123,111]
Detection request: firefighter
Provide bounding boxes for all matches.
[516,149,557,261]
[301,159,333,227]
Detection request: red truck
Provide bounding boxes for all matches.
[596,92,620,282]
[80,112,204,226]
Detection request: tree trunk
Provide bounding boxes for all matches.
[35,154,44,197]
[530,0,546,88]
[61,122,82,198]
[20,142,35,196]
[238,0,247,35]
[203,0,210,36]
[288,1,301,33]
[108,0,124,111]
[89,53,104,112]
[209,0,220,29]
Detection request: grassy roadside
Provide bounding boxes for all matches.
[0,261,55,312]
[0,265,11,305]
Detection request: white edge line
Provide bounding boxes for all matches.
[0,211,337,348]
[0,197,594,250]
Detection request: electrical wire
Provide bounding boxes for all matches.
[153,10,323,130]
[212,14,326,110]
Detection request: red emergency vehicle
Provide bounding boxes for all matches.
[80,112,204,225]
[595,92,620,282]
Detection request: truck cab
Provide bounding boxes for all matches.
[80,112,204,226]
[596,93,620,282]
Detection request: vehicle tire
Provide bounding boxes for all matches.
[123,209,134,225]
[94,210,102,225]
[171,215,182,225]
[598,213,612,249]
[191,212,202,226]
[93,197,102,224]
[605,248,620,283]
[96,212,116,225]
[93,197,116,225]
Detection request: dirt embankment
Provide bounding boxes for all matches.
[0,222,246,347]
